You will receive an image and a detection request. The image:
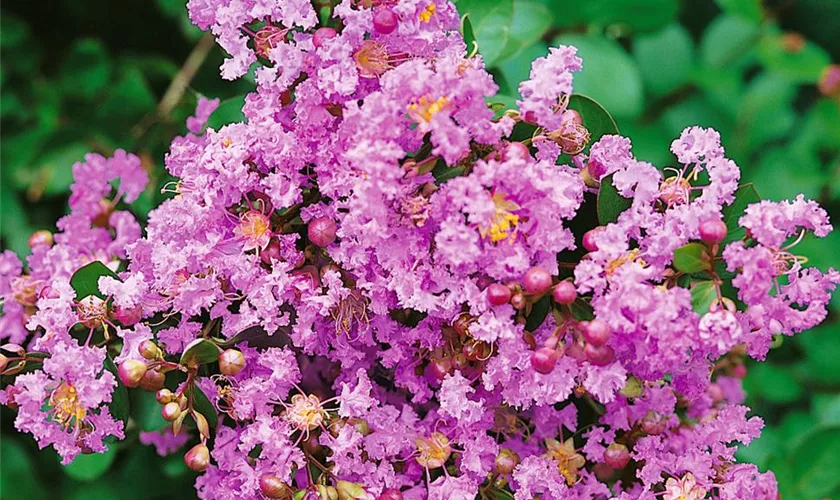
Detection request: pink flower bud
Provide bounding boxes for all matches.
[531,347,558,374]
[584,343,615,366]
[494,448,520,475]
[819,64,840,97]
[138,369,165,392]
[377,489,404,500]
[373,8,399,34]
[552,281,577,305]
[313,27,338,48]
[28,230,54,249]
[118,360,147,388]
[162,401,182,422]
[603,443,630,469]
[582,228,601,252]
[582,319,611,347]
[259,474,293,499]
[522,267,552,295]
[219,349,246,376]
[308,217,337,247]
[138,340,162,361]
[486,283,512,306]
[699,219,727,244]
[184,443,210,472]
[503,142,530,161]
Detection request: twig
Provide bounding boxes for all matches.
[158,33,216,118]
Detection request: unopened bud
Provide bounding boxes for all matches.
[28,230,54,249]
[156,388,175,404]
[162,401,182,422]
[819,64,840,97]
[259,474,293,499]
[138,368,165,392]
[184,443,210,472]
[219,349,246,376]
[494,448,520,475]
[117,360,147,388]
[138,340,163,360]
[603,443,630,469]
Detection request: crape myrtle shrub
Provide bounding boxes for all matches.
[1,0,839,499]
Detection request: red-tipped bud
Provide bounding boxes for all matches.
[377,489,404,500]
[219,349,246,376]
[308,217,337,247]
[531,347,558,374]
[113,304,143,326]
[732,364,747,379]
[603,443,630,469]
[510,292,526,310]
[699,219,727,245]
[372,8,399,34]
[261,238,283,265]
[819,64,840,97]
[582,228,601,252]
[259,474,293,499]
[184,443,210,472]
[552,281,577,305]
[118,360,147,388]
[641,411,667,435]
[503,142,530,161]
[156,388,175,405]
[494,448,520,475]
[582,319,611,347]
[486,283,512,306]
[313,27,338,48]
[139,368,165,392]
[162,401,182,422]
[28,230,54,249]
[522,267,552,295]
[138,340,163,360]
[584,343,615,366]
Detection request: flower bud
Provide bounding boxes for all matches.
[372,8,399,34]
[819,64,840,97]
[603,443,630,469]
[139,368,166,392]
[113,304,143,326]
[138,340,163,360]
[0,353,8,372]
[641,411,667,435]
[336,480,368,500]
[582,228,601,252]
[308,217,337,247]
[28,230,54,249]
[313,27,338,48]
[156,388,175,404]
[582,319,611,347]
[698,219,727,245]
[552,281,577,305]
[562,109,582,126]
[522,267,552,295]
[502,142,530,161]
[259,474,293,499]
[486,283,512,306]
[732,364,747,379]
[584,343,615,366]
[377,489,403,500]
[261,238,283,265]
[184,443,210,472]
[424,357,452,383]
[531,347,558,374]
[510,292,526,310]
[219,349,246,376]
[118,360,148,388]
[494,448,520,475]
[162,401,182,422]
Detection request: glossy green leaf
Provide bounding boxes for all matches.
[758,33,831,83]
[596,174,631,226]
[179,338,220,367]
[744,363,803,405]
[70,261,120,300]
[206,95,247,130]
[63,445,118,481]
[673,243,712,274]
[104,357,130,425]
[460,14,477,57]
[555,33,644,119]
[455,0,514,67]
[720,183,760,245]
[525,296,551,332]
[568,94,620,145]
[192,384,219,428]
[690,281,717,314]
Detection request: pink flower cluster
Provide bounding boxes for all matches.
[1,0,837,499]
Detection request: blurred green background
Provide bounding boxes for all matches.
[1,0,839,498]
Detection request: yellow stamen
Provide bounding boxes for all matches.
[49,383,87,431]
[479,192,521,244]
[419,3,436,22]
[407,96,450,124]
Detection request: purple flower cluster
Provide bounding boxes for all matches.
[1,0,837,499]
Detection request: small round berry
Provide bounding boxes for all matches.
[312,27,338,48]
[372,8,399,34]
[582,319,611,347]
[161,401,182,422]
[531,347,558,374]
[184,443,211,472]
[308,217,337,247]
[156,388,175,405]
[117,360,147,388]
[603,443,630,469]
[522,267,552,295]
[582,228,601,252]
[377,489,403,500]
[494,448,521,475]
[584,343,615,366]
[28,230,54,249]
[219,349,246,376]
[552,281,577,305]
[259,474,294,499]
[487,283,512,306]
[698,219,727,245]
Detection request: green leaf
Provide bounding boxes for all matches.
[1,13,29,48]
[633,24,694,97]
[60,39,112,99]
[555,33,644,119]
[35,142,91,196]
[720,183,760,245]
[750,146,824,202]
[70,261,120,300]
[596,174,632,225]
[568,94,620,145]
[700,14,760,70]
[673,243,712,274]
[689,281,717,314]
[135,391,169,432]
[0,438,48,500]
[714,0,763,24]
[758,32,831,83]
[498,0,553,63]
[460,14,477,57]
[180,339,220,367]
[103,357,130,425]
[455,0,514,66]
[206,95,247,130]
[744,363,803,405]
[787,426,840,498]
[192,384,219,428]
[63,445,118,482]
[525,296,551,332]
[738,73,796,153]
[499,42,549,96]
